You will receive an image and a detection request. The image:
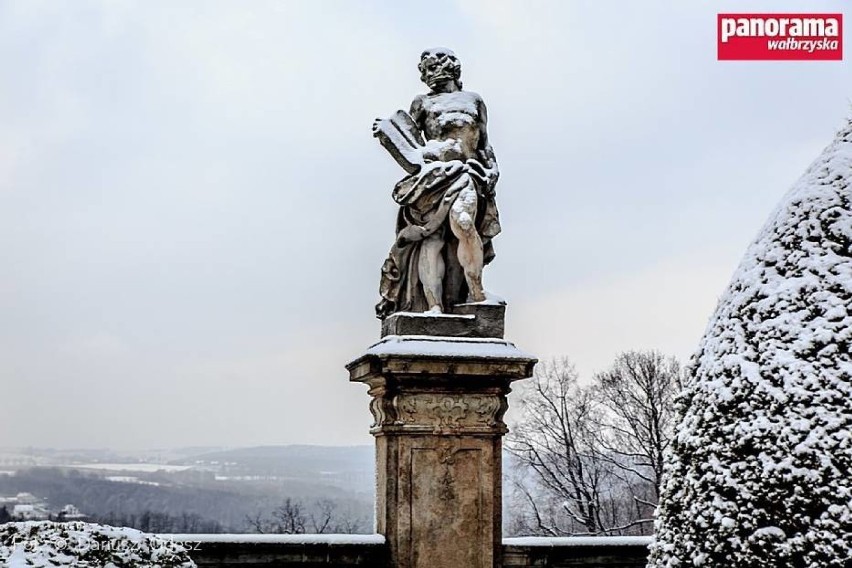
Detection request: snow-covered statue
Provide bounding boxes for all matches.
[372,48,501,319]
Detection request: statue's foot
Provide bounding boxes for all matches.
[464,272,487,303]
[426,305,443,314]
[467,286,488,303]
[467,290,487,303]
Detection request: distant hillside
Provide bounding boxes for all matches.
[173,445,374,487]
[0,445,376,533]
[0,468,248,530]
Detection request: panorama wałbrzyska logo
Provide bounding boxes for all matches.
[718,13,842,60]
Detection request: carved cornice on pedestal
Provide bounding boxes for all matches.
[367,391,508,435]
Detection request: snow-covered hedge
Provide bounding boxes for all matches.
[0,521,196,567]
[649,120,852,567]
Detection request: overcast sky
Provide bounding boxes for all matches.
[1,0,849,450]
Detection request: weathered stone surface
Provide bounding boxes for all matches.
[381,312,475,338]
[451,302,505,337]
[373,433,501,568]
[381,302,505,339]
[348,340,536,568]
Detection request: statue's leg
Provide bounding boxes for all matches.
[418,233,445,313]
[449,186,486,302]
[442,239,466,309]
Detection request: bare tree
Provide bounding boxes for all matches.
[246,498,369,535]
[245,511,267,534]
[309,499,337,534]
[506,353,682,537]
[245,498,306,534]
[507,359,620,535]
[270,498,307,534]
[592,350,683,503]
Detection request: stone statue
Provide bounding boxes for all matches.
[372,48,501,320]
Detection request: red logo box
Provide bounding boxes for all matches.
[718,13,843,60]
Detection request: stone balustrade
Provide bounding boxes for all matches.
[503,536,652,567]
[164,534,652,567]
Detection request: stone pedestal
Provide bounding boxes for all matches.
[347,305,535,568]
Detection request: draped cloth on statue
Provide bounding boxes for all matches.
[376,162,501,319]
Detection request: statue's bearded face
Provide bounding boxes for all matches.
[419,48,461,90]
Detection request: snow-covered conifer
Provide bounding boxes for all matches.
[649,120,852,567]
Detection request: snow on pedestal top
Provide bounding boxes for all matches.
[365,335,534,360]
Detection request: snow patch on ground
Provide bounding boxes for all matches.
[0,521,195,567]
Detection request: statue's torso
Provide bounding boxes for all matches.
[418,91,482,161]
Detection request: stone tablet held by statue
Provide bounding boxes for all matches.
[372,48,501,320]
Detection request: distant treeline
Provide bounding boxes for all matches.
[0,504,224,533]
[92,510,224,533]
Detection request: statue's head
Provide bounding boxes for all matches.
[419,48,462,91]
